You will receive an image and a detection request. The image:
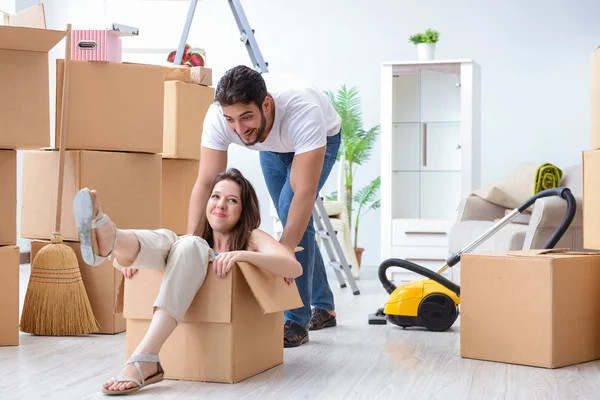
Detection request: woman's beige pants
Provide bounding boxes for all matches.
[116,229,215,323]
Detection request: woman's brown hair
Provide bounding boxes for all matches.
[194,168,261,251]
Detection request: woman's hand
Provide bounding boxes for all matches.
[121,267,138,279]
[213,251,246,278]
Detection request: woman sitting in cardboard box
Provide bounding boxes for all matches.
[72,168,302,395]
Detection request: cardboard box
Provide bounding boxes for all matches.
[592,46,600,149]
[164,66,212,86]
[0,150,16,245]
[0,5,65,149]
[0,245,19,346]
[56,60,165,153]
[584,150,600,249]
[163,81,214,160]
[21,150,161,241]
[30,240,125,334]
[460,249,600,368]
[124,262,303,383]
[162,159,199,234]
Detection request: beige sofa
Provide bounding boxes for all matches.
[448,165,584,256]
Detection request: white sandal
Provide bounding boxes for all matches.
[73,188,117,266]
[102,354,165,395]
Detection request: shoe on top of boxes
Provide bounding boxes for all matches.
[0,4,65,149]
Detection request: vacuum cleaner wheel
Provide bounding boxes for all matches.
[418,293,458,332]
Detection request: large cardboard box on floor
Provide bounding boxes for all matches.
[163,81,214,160]
[0,5,65,149]
[0,245,19,346]
[0,150,16,245]
[124,262,303,383]
[21,150,161,241]
[591,46,600,149]
[460,249,600,369]
[161,159,198,234]
[30,240,125,334]
[55,59,164,153]
[583,150,600,249]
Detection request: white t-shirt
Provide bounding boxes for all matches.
[201,86,341,155]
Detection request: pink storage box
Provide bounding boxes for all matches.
[71,30,123,63]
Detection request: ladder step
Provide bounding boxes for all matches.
[317,230,331,238]
[329,261,342,270]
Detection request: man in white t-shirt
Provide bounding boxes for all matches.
[186,65,342,347]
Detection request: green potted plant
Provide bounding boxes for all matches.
[325,85,380,266]
[409,28,440,61]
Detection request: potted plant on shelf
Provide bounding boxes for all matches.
[325,85,380,267]
[409,28,440,61]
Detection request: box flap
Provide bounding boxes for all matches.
[7,4,46,29]
[237,262,304,314]
[0,25,65,52]
[507,249,600,257]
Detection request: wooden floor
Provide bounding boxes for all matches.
[2,264,600,399]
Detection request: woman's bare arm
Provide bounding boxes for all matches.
[242,229,302,278]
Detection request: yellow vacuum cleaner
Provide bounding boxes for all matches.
[368,187,577,331]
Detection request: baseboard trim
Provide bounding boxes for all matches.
[20,252,30,265]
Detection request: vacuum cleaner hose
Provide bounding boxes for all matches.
[376,187,576,298]
[377,258,461,296]
[516,187,577,250]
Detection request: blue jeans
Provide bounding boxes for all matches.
[259,131,341,329]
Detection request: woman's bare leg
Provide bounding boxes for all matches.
[103,309,176,392]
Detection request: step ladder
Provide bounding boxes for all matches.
[174,0,359,296]
[313,197,360,295]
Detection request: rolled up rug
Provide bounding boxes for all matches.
[534,163,563,194]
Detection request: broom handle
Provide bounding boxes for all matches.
[55,23,72,233]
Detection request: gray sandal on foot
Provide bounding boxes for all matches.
[73,188,117,266]
[102,354,165,395]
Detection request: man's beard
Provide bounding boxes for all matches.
[239,110,267,147]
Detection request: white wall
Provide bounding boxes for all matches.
[18,0,600,267]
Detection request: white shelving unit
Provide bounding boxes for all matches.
[380,60,481,282]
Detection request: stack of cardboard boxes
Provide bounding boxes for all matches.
[0,5,65,347]
[459,46,600,369]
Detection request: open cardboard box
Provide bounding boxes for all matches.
[0,4,66,149]
[124,261,303,383]
[30,240,125,334]
[460,248,600,368]
[0,245,19,346]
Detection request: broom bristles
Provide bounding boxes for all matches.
[20,240,99,336]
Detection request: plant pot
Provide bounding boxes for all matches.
[417,43,436,61]
[354,247,364,267]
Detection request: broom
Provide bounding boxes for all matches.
[20,23,98,336]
